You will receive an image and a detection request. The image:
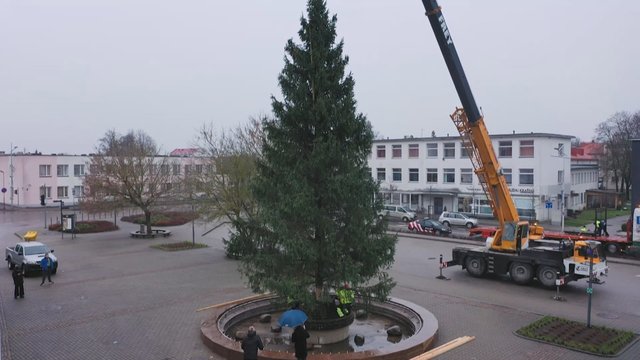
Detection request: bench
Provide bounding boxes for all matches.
[130,229,172,238]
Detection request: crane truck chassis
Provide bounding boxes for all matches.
[420,0,608,287]
[449,239,608,287]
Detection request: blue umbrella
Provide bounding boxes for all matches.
[278,309,308,328]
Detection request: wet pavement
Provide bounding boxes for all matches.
[0,208,639,360]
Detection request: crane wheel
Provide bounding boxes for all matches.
[465,257,486,277]
[606,243,619,254]
[537,266,557,288]
[510,262,533,285]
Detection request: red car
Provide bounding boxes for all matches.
[408,218,452,236]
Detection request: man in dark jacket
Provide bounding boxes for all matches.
[12,267,24,299]
[292,324,310,360]
[241,326,264,360]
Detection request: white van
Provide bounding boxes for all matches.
[379,205,417,222]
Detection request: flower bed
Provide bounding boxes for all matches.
[48,221,118,233]
[516,316,636,356]
[121,211,198,226]
[150,241,208,251]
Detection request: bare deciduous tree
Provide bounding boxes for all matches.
[595,111,640,199]
[83,130,178,234]
[189,117,264,252]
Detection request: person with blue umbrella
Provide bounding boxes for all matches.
[278,308,308,328]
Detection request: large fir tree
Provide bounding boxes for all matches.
[238,0,396,316]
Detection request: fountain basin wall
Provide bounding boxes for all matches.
[201,295,438,360]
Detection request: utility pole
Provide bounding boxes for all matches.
[9,144,17,207]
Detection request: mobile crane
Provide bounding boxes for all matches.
[420,0,608,286]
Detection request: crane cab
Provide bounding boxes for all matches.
[486,221,531,253]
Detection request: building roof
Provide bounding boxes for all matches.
[169,148,199,157]
[373,132,573,143]
[571,141,603,161]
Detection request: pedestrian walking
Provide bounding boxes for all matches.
[12,267,25,299]
[602,219,609,236]
[292,324,310,360]
[241,326,264,360]
[40,252,54,285]
[594,220,601,237]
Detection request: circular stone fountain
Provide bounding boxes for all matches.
[200,295,438,359]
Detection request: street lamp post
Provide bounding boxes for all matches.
[553,144,568,232]
[0,170,5,210]
[585,240,599,328]
[9,144,18,207]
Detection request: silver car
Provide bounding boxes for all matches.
[379,205,417,222]
[438,212,478,228]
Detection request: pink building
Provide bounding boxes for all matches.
[0,151,202,208]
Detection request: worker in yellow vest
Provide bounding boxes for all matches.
[337,284,355,315]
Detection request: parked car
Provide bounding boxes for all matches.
[408,218,452,236]
[438,212,478,228]
[378,205,417,222]
[5,242,58,276]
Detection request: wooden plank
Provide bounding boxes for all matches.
[410,336,475,360]
[196,293,272,312]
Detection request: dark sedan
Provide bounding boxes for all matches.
[408,218,452,236]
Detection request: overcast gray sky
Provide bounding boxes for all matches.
[1,0,639,154]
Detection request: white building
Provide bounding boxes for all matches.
[368,132,599,224]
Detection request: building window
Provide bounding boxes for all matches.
[460,143,469,158]
[376,145,386,158]
[558,170,564,184]
[162,183,172,191]
[426,168,438,183]
[161,165,170,175]
[503,168,512,185]
[74,164,85,177]
[392,168,402,182]
[376,168,386,181]
[43,186,51,198]
[460,168,473,184]
[392,145,402,158]
[444,168,455,183]
[73,186,84,197]
[426,143,438,158]
[39,165,51,177]
[519,140,534,157]
[409,168,419,182]
[184,165,192,175]
[519,168,534,185]
[195,164,203,174]
[57,165,69,177]
[498,141,512,157]
[408,144,419,158]
[443,143,455,158]
[172,164,181,175]
[57,186,69,198]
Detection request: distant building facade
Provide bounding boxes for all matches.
[368,133,599,224]
[0,151,200,208]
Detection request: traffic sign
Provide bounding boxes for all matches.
[586,287,593,294]
[545,201,552,209]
